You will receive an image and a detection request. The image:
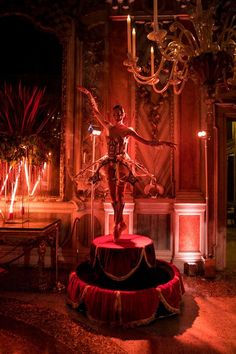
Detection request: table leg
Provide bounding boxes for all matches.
[53,222,65,292]
[37,240,48,291]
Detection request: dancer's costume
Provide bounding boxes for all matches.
[75,87,164,241]
[75,129,159,238]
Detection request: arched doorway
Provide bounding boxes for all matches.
[215,103,236,270]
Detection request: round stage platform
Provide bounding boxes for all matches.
[67,234,184,326]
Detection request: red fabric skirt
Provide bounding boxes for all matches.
[67,259,184,326]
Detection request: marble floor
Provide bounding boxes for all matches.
[0,264,236,354]
[0,227,236,354]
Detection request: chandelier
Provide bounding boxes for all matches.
[123,0,236,95]
[106,0,135,10]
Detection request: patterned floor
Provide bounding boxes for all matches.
[0,265,236,353]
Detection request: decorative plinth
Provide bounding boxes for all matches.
[67,234,185,326]
[90,234,156,286]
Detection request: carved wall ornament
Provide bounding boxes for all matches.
[134,85,174,198]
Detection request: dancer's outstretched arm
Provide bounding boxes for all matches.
[127,127,176,149]
[77,86,109,130]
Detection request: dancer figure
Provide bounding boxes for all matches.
[78,87,175,241]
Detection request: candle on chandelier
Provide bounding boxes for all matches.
[154,0,158,32]
[127,15,131,55]
[151,46,154,75]
[132,27,136,59]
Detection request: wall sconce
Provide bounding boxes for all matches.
[88,124,102,136]
[197,130,207,139]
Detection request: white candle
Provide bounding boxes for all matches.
[127,15,131,55]
[132,27,136,59]
[154,0,158,32]
[151,46,154,75]
[196,0,203,17]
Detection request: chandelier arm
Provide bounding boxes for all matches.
[218,28,236,48]
[173,67,189,95]
[175,62,189,80]
[130,55,166,82]
[169,22,200,54]
[133,74,157,85]
[133,58,174,93]
[153,62,188,95]
[152,63,175,93]
[173,80,186,95]
[128,68,158,84]
[157,38,192,63]
[157,39,183,61]
[182,65,190,80]
[152,82,171,94]
[130,67,154,81]
[131,56,171,86]
[131,67,171,93]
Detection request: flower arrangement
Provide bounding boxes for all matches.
[0,82,60,165]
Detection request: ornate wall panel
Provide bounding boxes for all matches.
[134,87,174,198]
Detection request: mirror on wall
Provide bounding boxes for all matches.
[0,15,63,202]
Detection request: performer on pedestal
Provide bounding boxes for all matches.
[77,87,175,241]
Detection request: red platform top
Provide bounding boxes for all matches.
[92,234,153,249]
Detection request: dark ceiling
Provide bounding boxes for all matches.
[0,0,235,92]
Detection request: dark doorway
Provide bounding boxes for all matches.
[226,119,236,271]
